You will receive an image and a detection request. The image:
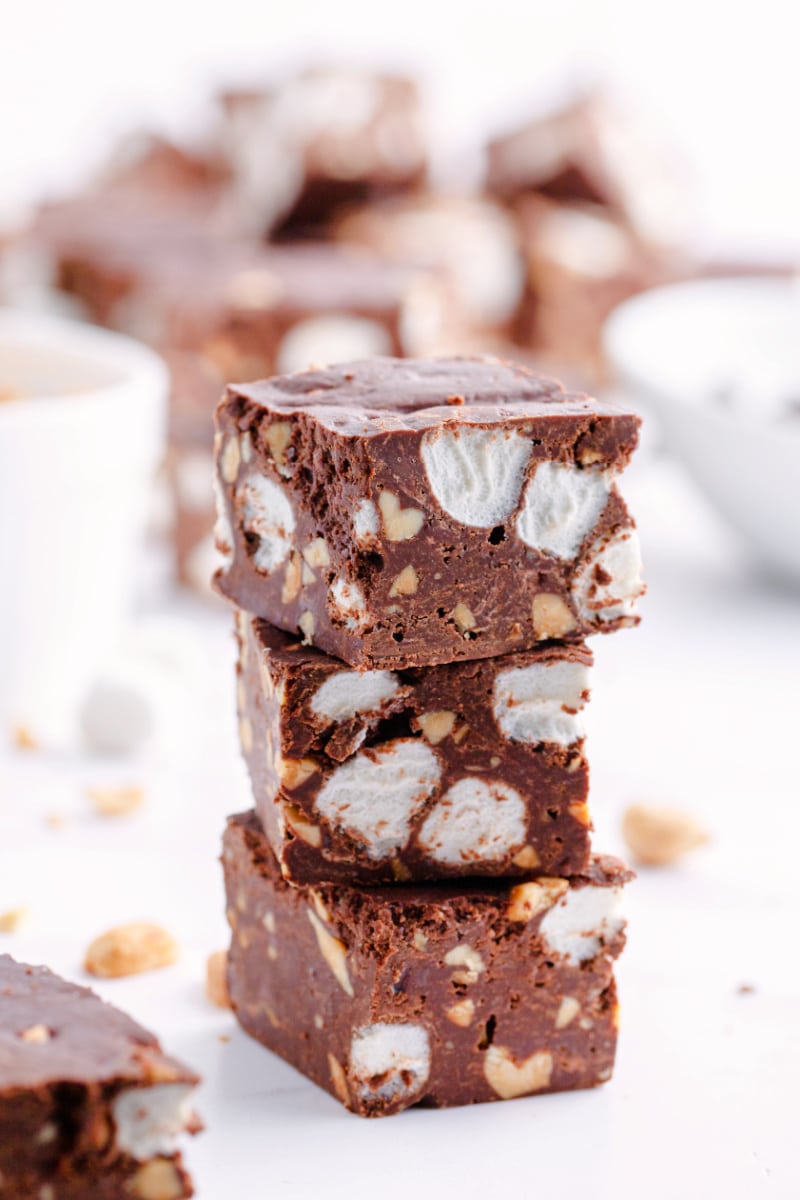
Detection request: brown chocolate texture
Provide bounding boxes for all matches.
[214,355,644,668]
[235,613,593,883]
[223,812,631,1117]
[0,955,199,1198]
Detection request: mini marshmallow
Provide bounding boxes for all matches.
[277,315,392,374]
[492,660,590,746]
[539,883,625,965]
[420,427,532,527]
[112,1083,196,1161]
[236,473,295,572]
[310,669,401,723]
[349,1022,430,1102]
[353,498,380,547]
[573,528,644,623]
[515,462,610,560]
[314,738,440,860]
[417,777,526,865]
[329,576,370,630]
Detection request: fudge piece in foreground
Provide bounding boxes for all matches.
[223,811,631,1117]
[214,356,644,668]
[235,613,593,883]
[0,955,200,1199]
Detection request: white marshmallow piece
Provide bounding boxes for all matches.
[353,499,380,548]
[515,462,610,560]
[417,778,526,866]
[492,660,590,746]
[310,669,401,723]
[539,883,625,965]
[313,738,440,861]
[236,473,295,572]
[420,427,532,527]
[277,315,392,374]
[572,528,644,623]
[112,1083,196,1161]
[329,576,370,630]
[349,1023,430,1103]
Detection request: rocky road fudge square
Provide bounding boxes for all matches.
[0,955,200,1199]
[223,811,632,1117]
[214,355,644,668]
[235,613,594,884]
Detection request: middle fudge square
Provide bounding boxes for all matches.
[214,356,644,669]
[235,612,593,885]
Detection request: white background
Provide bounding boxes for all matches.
[1,0,800,253]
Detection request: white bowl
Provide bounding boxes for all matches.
[0,310,168,742]
[604,276,800,584]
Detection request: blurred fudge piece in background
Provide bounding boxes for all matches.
[333,193,524,344]
[219,66,428,240]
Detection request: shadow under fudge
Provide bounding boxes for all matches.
[214,356,644,669]
[223,811,632,1118]
[236,613,594,884]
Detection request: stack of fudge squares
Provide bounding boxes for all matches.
[214,354,643,1117]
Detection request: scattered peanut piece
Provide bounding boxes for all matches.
[45,812,66,830]
[0,387,23,403]
[85,922,179,978]
[12,724,38,751]
[0,906,29,933]
[87,785,144,818]
[206,950,232,1010]
[622,804,709,866]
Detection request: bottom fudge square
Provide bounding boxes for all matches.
[0,955,200,1199]
[223,811,632,1117]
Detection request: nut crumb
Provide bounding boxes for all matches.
[85,923,179,978]
[45,812,66,830]
[206,950,232,1009]
[531,593,577,639]
[452,603,476,633]
[622,804,709,866]
[12,724,38,751]
[737,983,756,995]
[0,906,28,933]
[87,786,144,818]
[388,564,419,597]
[19,1023,51,1044]
[129,1159,184,1200]
[378,490,425,541]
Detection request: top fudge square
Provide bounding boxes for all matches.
[214,356,643,668]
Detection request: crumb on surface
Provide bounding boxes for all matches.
[0,906,28,933]
[87,785,145,817]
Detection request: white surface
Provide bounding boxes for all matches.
[0,310,168,739]
[605,278,800,583]
[1,453,799,1197]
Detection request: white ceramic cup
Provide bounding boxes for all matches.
[0,310,168,743]
[604,277,800,585]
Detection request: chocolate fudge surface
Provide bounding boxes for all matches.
[236,613,593,883]
[214,355,644,668]
[223,811,631,1117]
[0,955,199,1198]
